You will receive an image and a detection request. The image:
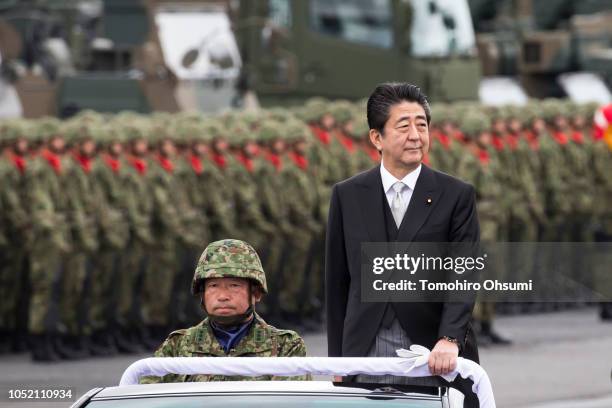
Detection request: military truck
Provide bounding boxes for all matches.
[469,0,612,102]
[0,0,484,118]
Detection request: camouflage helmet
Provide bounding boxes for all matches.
[258,121,282,143]
[329,100,354,125]
[460,111,491,138]
[540,98,564,122]
[522,100,543,126]
[228,122,251,147]
[302,97,330,123]
[429,103,448,127]
[202,119,224,142]
[351,114,369,140]
[579,101,600,121]
[191,239,267,295]
[284,119,309,143]
[35,117,62,143]
[0,119,29,143]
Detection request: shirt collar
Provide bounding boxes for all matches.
[380,161,422,193]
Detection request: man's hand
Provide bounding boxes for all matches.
[428,338,459,376]
[333,376,343,382]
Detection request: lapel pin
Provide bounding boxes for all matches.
[426,198,432,205]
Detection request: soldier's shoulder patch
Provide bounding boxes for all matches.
[168,329,188,339]
[273,328,301,338]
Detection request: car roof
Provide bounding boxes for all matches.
[92,381,442,400]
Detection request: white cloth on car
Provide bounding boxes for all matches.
[120,344,495,408]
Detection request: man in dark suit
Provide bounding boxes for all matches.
[325,83,480,403]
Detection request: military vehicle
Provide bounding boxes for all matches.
[469,0,612,103]
[1,0,485,118]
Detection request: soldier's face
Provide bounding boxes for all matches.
[133,139,148,155]
[244,141,259,157]
[509,118,522,133]
[15,138,28,154]
[554,115,568,130]
[572,115,585,129]
[110,142,123,156]
[343,121,354,136]
[321,114,335,130]
[81,139,96,156]
[50,136,65,153]
[214,139,228,152]
[493,119,506,134]
[272,139,285,153]
[294,140,307,154]
[161,140,176,157]
[477,131,492,147]
[370,101,429,172]
[194,142,209,156]
[533,118,546,134]
[203,278,261,316]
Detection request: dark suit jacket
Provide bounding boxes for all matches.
[325,164,480,362]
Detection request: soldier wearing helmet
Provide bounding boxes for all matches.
[141,239,310,383]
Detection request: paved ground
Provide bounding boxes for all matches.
[1,307,610,408]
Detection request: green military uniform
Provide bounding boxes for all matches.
[142,314,309,382]
[172,119,211,326]
[253,122,291,318]
[329,100,358,181]
[61,121,100,338]
[143,126,194,332]
[88,126,130,344]
[202,120,238,241]
[226,123,275,256]
[26,121,72,336]
[457,112,510,344]
[279,122,321,319]
[119,121,154,338]
[141,239,310,383]
[0,121,32,348]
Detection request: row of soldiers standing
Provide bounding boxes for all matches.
[425,99,612,343]
[0,105,364,361]
[1,97,611,361]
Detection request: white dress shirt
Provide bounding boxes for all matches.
[380,161,422,211]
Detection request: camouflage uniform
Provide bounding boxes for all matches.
[119,122,154,336]
[61,121,100,338]
[89,126,130,339]
[172,120,211,326]
[141,314,309,383]
[141,239,309,383]
[254,122,291,317]
[26,120,72,338]
[202,121,238,241]
[226,124,274,257]
[0,121,32,346]
[329,100,358,181]
[279,122,321,318]
[143,128,195,330]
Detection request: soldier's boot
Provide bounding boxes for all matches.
[54,334,89,360]
[11,331,30,353]
[31,334,60,362]
[0,330,12,354]
[480,321,512,345]
[112,327,142,354]
[600,303,612,321]
[473,320,492,348]
[88,331,118,356]
[141,325,166,351]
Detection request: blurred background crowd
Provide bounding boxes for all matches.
[1,97,611,362]
[0,0,611,364]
